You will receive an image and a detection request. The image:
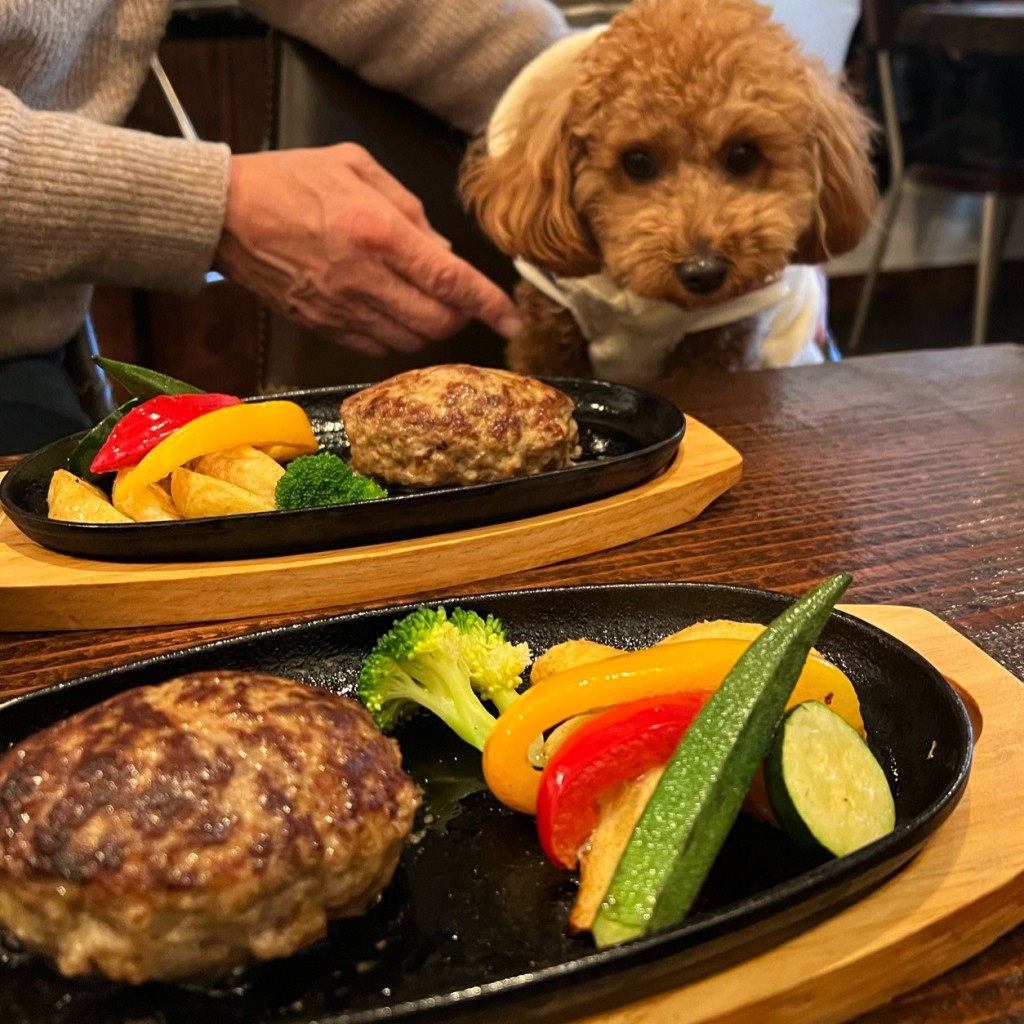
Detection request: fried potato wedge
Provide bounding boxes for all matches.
[529,638,625,685]
[47,469,132,524]
[660,618,827,664]
[170,467,276,519]
[570,766,664,933]
[112,473,181,522]
[259,443,312,464]
[188,445,285,505]
[659,619,770,646]
[535,712,599,769]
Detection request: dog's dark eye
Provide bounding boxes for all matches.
[620,148,659,182]
[723,141,762,177]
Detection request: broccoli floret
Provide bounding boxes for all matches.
[450,607,532,713]
[275,451,386,510]
[357,606,531,751]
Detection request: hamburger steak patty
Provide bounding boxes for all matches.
[0,672,420,983]
[341,363,579,487]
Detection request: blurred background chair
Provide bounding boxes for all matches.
[847,0,1024,351]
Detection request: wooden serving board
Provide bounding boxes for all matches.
[584,605,1024,1024]
[0,417,741,632]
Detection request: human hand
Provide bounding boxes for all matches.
[213,143,523,357]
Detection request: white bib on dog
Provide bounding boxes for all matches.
[515,260,825,382]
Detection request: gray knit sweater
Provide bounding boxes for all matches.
[0,0,568,358]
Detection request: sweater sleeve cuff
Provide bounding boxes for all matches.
[0,95,231,294]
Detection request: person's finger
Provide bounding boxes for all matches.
[276,281,429,356]
[330,331,392,359]
[362,274,471,341]
[388,236,524,339]
[339,304,432,355]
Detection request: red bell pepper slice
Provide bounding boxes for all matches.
[536,691,711,870]
[90,392,241,474]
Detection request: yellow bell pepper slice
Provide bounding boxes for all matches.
[482,637,863,816]
[112,400,318,507]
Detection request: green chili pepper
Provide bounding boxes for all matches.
[67,399,140,481]
[93,356,204,401]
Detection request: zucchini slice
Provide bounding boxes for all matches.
[766,700,895,857]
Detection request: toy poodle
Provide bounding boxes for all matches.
[460,0,878,384]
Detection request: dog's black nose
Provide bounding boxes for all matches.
[676,253,728,294]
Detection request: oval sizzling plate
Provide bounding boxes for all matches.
[0,379,685,562]
[0,583,973,1024]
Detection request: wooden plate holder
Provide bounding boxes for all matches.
[0,418,741,632]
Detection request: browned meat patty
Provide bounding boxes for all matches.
[0,672,420,983]
[341,363,579,487]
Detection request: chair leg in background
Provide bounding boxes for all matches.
[847,180,904,353]
[972,192,1005,346]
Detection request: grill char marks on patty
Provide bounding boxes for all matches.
[0,671,420,983]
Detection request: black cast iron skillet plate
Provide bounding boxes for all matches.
[0,378,685,562]
[0,583,973,1024]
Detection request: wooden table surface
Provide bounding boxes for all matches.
[2,343,1023,1022]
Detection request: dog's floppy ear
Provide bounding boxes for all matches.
[794,71,879,264]
[460,40,601,277]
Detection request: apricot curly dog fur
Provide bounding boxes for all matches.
[461,0,878,382]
